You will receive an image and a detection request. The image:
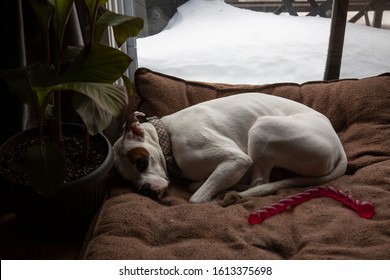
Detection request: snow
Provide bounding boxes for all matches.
[137,0,390,84]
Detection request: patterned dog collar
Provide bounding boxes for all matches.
[147,116,181,178]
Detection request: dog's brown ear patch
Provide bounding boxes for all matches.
[127,147,149,163]
[127,147,150,172]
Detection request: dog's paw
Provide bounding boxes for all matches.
[217,191,242,207]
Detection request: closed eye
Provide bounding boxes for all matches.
[127,147,150,173]
[135,157,149,172]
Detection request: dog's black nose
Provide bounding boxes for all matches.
[140,183,159,199]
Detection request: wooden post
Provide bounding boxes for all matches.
[324,0,350,80]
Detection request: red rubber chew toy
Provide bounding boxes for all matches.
[248,186,375,225]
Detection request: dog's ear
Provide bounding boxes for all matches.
[124,111,145,139]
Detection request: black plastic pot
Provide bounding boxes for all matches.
[0,124,113,242]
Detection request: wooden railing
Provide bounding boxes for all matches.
[225,0,390,27]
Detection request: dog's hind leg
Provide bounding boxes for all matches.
[245,116,279,188]
[237,155,347,198]
[237,115,347,198]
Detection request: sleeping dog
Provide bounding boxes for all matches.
[113,93,347,203]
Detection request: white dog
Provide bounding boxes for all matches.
[113,93,347,203]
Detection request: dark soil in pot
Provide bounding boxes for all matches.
[0,124,113,243]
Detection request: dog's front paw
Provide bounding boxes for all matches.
[189,195,211,204]
[217,191,242,207]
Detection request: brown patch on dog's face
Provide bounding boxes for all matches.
[127,147,150,172]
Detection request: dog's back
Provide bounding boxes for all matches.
[161,92,325,151]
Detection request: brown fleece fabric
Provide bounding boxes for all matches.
[82,68,390,259]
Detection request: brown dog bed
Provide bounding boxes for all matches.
[81,68,390,259]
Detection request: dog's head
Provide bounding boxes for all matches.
[113,112,169,199]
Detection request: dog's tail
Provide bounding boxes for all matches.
[237,153,348,198]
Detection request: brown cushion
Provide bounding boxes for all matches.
[83,69,390,260]
[133,67,390,174]
[134,68,389,128]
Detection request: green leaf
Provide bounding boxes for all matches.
[121,74,133,96]
[48,0,75,43]
[59,43,132,83]
[73,94,112,135]
[85,0,109,20]
[28,0,52,29]
[30,85,52,126]
[0,63,54,104]
[27,62,56,87]
[23,143,66,197]
[95,10,144,46]
[0,63,55,124]
[52,82,128,117]
[62,45,84,64]
[34,80,128,134]
[113,16,144,47]
[31,86,53,112]
[0,68,35,105]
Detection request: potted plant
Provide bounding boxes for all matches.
[0,0,143,241]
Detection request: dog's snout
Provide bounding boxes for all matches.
[140,183,159,198]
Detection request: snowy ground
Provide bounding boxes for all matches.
[137,0,390,84]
